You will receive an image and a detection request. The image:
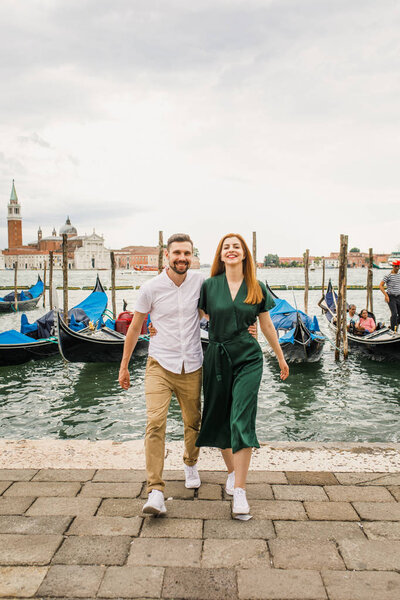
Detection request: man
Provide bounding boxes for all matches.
[119,234,205,515]
[379,260,400,331]
[346,304,358,332]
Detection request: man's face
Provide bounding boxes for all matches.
[166,241,193,274]
[394,264,400,273]
[349,305,356,315]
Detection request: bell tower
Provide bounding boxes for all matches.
[7,180,23,249]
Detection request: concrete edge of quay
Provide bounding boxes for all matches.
[0,439,399,471]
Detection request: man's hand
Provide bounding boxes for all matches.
[248,323,257,338]
[385,293,390,304]
[148,322,158,337]
[119,367,131,390]
[279,357,289,381]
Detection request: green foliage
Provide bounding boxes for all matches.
[350,247,360,253]
[264,253,279,267]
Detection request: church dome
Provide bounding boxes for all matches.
[60,216,77,236]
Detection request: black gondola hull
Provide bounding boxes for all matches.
[0,339,59,367]
[0,295,43,313]
[280,337,325,363]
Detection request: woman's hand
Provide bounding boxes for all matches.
[119,367,131,390]
[148,322,158,337]
[248,323,257,338]
[279,357,289,380]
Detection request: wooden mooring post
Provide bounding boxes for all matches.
[252,232,257,268]
[110,251,116,319]
[14,261,18,311]
[158,231,164,274]
[43,259,47,308]
[335,234,348,360]
[304,249,310,314]
[62,234,68,322]
[367,248,373,313]
[49,251,54,310]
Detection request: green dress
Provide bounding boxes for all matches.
[196,273,275,453]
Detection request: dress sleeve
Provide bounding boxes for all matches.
[198,280,208,313]
[258,281,276,314]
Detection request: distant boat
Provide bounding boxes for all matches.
[267,283,325,363]
[0,275,44,313]
[373,263,391,270]
[133,265,158,272]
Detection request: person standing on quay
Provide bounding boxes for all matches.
[119,234,204,516]
[196,233,289,516]
[379,260,400,331]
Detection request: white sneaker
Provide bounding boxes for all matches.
[225,471,235,495]
[184,464,201,489]
[143,490,167,515]
[232,487,250,515]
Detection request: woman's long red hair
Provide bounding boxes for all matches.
[210,233,263,304]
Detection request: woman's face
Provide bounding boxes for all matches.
[361,310,368,319]
[221,236,245,266]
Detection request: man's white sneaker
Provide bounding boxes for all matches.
[184,464,201,489]
[225,471,235,495]
[232,487,250,515]
[143,490,167,515]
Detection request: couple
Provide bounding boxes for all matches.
[119,233,289,517]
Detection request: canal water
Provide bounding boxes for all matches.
[0,268,399,443]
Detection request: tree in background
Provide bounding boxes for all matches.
[264,253,279,267]
[350,247,360,253]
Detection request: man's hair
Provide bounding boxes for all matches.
[349,304,356,309]
[166,233,193,251]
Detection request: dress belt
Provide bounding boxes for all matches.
[208,329,249,382]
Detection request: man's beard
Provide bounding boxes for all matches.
[169,259,190,274]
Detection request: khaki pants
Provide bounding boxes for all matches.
[144,356,202,493]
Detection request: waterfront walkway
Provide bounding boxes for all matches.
[1,467,400,599]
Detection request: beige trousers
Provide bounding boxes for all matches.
[144,356,202,493]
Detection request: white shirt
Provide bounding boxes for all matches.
[135,269,206,374]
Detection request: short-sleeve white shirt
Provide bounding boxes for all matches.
[134,269,206,374]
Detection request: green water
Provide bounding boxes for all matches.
[0,270,399,442]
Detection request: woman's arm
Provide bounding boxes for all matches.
[258,311,289,380]
[199,309,209,320]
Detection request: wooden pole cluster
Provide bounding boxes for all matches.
[367,248,373,313]
[110,251,116,319]
[43,260,47,308]
[62,234,68,322]
[49,251,54,310]
[158,231,164,274]
[14,261,18,311]
[335,234,348,360]
[304,249,310,314]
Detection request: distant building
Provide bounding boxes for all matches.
[113,245,200,269]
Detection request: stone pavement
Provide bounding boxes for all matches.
[0,468,399,599]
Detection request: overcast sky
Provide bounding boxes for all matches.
[0,0,399,262]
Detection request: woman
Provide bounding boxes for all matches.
[357,309,376,334]
[196,233,289,516]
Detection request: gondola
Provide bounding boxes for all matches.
[320,280,400,361]
[0,276,108,367]
[267,283,325,363]
[56,310,149,363]
[0,275,44,313]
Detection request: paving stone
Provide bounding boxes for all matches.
[334,473,386,485]
[0,515,72,535]
[162,567,237,599]
[286,471,339,485]
[274,521,365,541]
[4,481,81,497]
[388,485,400,501]
[363,521,400,540]
[304,501,359,521]
[204,518,275,539]
[93,469,147,482]
[237,567,327,599]
[80,482,142,498]
[200,471,287,484]
[140,517,202,538]
[97,498,144,517]
[26,497,101,517]
[32,468,96,481]
[0,566,48,597]
[353,501,400,521]
[322,570,400,600]
[202,538,269,568]
[223,483,273,500]
[0,482,12,495]
[0,469,37,481]
[361,473,400,486]
[269,539,345,570]
[0,497,35,515]
[197,483,222,500]
[153,480,194,499]
[38,564,105,597]
[250,500,307,520]
[67,516,142,537]
[273,484,328,501]
[165,499,231,519]
[338,539,400,570]
[0,534,62,565]
[52,535,131,565]
[325,485,394,502]
[98,565,164,598]
[128,538,202,567]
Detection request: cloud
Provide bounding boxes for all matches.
[18,132,51,148]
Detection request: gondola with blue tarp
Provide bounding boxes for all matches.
[0,275,44,313]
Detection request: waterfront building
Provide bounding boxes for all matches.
[113,245,200,269]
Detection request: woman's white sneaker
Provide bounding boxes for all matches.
[225,471,235,495]
[232,487,250,515]
[184,464,201,489]
[143,490,167,515]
